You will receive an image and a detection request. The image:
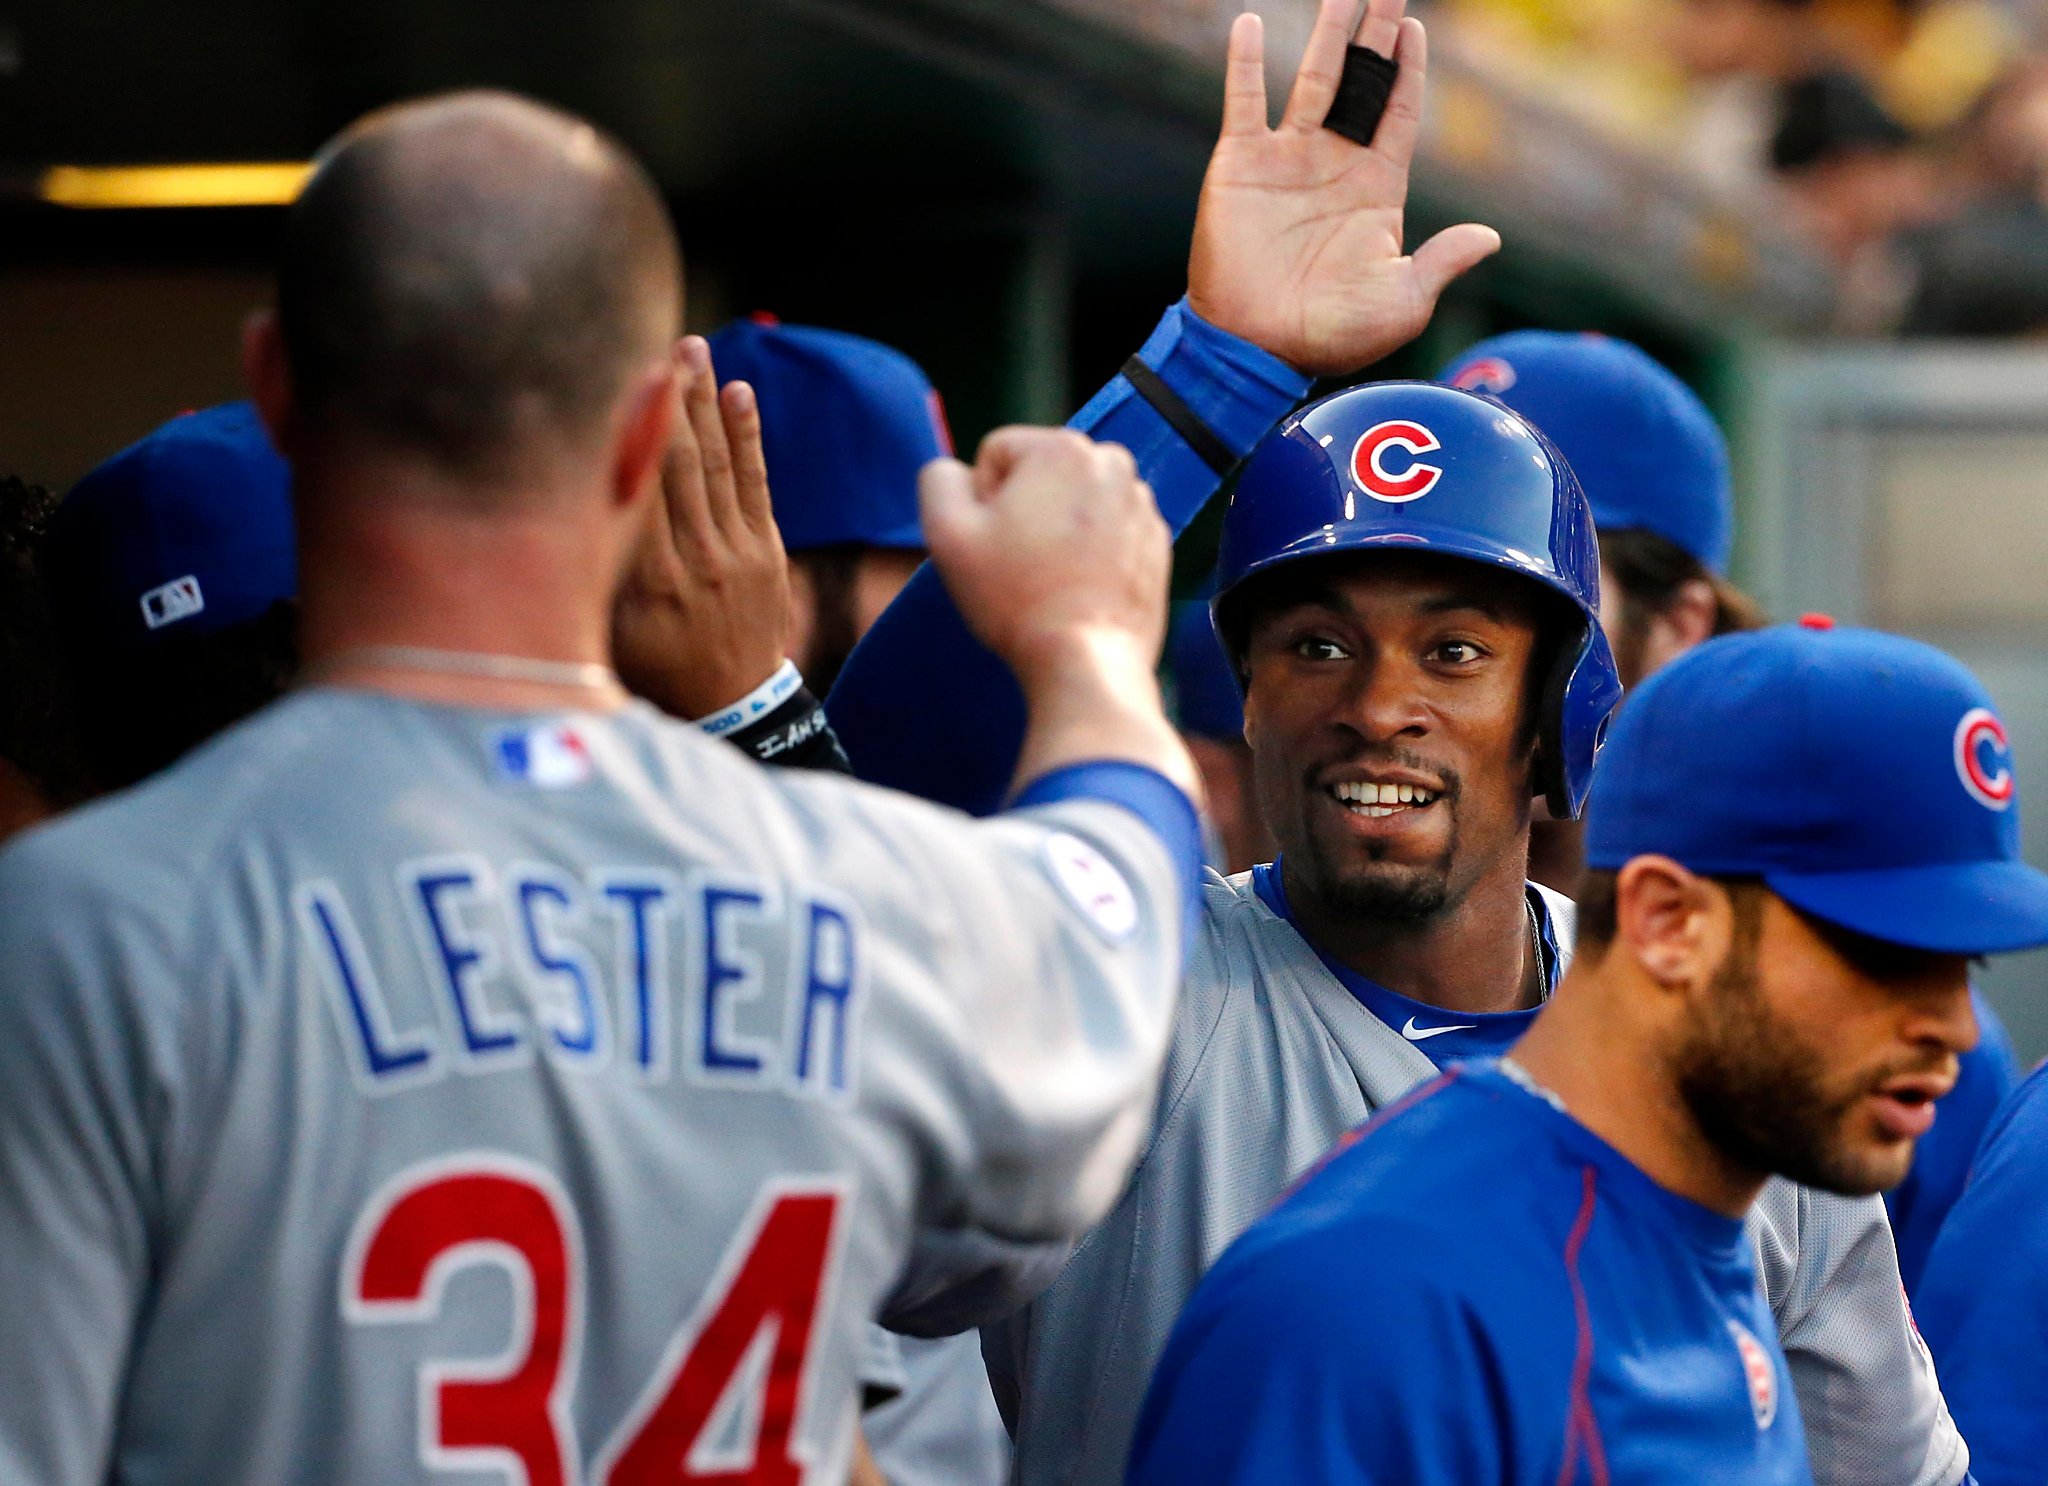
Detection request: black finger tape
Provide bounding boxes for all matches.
[1323,45,1398,148]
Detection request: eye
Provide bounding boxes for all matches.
[1294,635,1351,662]
[1431,640,1487,666]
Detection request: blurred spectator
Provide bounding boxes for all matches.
[707,316,941,695]
[1901,58,2048,334]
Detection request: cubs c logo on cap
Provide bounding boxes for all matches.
[1728,1320,1777,1430]
[1955,707,2014,811]
[1449,357,1516,395]
[1351,420,1444,504]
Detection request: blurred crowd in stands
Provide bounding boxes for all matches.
[1437,0,2048,333]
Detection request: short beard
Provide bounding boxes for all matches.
[1673,908,1890,1197]
[1299,802,1462,925]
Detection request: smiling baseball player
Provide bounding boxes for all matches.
[835,390,1971,1486]
[0,93,1202,1485]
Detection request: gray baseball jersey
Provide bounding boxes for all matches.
[0,687,1187,1486]
[984,868,1969,1486]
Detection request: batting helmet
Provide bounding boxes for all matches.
[1214,381,1622,819]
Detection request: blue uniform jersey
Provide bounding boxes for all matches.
[825,299,1311,815]
[1249,860,1555,1065]
[1128,1062,1812,1486]
[1885,988,2019,1299]
[1916,1059,2048,1486]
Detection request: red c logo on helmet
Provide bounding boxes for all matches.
[1450,357,1516,395]
[1955,707,2014,811]
[1351,421,1444,504]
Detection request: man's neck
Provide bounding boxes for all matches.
[294,464,624,712]
[1511,976,1767,1219]
[1283,852,1542,1016]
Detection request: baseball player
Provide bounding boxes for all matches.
[1442,329,2023,1299]
[1917,1057,2048,1484]
[837,382,1972,1486]
[0,91,1203,1486]
[1132,622,2042,1483]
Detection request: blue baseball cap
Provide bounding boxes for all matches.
[1169,600,1244,742]
[1586,622,2048,955]
[43,403,296,659]
[705,316,949,552]
[1440,331,1734,575]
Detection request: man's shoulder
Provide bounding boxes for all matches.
[1252,1072,1565,1279]
[0,693,331,922]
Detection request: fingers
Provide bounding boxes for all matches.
[975,425,1092,495]
[1218,11,1269,139]
[680,335,740,532]
[1280,0,1359,133]
[1352,0,1404,58]
[1408,221,1503,304]
[917,457,983,561]
[659,339,714,549]
[719,380,778,537]
[1370,16,1428,166]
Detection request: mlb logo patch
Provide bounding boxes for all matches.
[140,574,205,630]
[491,723,594,788]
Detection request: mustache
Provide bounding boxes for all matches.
[1310,748,1462,800]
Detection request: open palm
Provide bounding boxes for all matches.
[1188,0,1500,378]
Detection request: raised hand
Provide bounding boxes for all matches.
[920,427,1170,690]
[922,426,1197,797]
[1187,0,1501,377]
[611,336,794,720]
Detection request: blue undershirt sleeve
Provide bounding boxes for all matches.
[823,300,1310,815]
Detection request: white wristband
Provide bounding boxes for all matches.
[693,659,805,738]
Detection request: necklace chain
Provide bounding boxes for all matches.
[307,645,623,694]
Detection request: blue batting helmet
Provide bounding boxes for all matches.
[1214,381,1623,819]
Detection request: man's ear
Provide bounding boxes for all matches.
[1655,578,1718,658]
[612,355,680,513]
[241,310,298,458]
[1614,854,1722,992]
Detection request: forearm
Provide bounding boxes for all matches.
[1010,632,1198,804]
[826,302,1307,815]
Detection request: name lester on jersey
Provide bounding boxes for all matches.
[295,856,864,1103]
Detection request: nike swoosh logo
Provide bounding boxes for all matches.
[1401,1016,1477,1042]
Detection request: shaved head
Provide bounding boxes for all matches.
[277,91,681,483]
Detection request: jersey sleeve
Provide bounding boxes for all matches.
[789,757,1200,1263]
[1748,1180,1970,1486]
[1127,1222,1507,1486]
[0,844,166,1485]
[823,301,1309,814]
[1916,1064,2048,1486]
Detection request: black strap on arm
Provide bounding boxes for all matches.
[725,688,854,775]
[1121,355,1239,477]
[1322,45,1398,148]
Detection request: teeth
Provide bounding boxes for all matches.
[1332,780,1438,811]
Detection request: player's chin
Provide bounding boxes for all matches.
[1813,1121,1920,1198]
